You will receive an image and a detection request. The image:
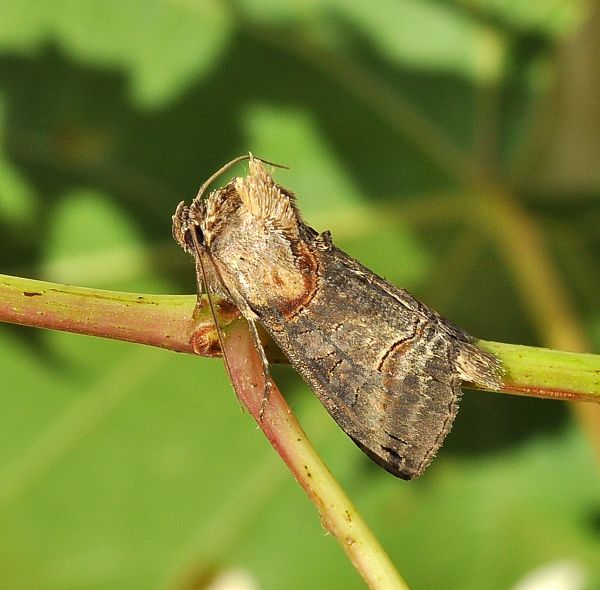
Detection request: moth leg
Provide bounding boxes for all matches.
[193,260,206,310]
[246,317,273,420]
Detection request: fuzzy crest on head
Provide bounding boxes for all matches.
[234,158,301,237]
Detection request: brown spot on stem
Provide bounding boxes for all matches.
[189,326,222,357]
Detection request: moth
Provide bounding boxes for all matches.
[172,155,502,479]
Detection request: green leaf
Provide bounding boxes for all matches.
[0,0,232,107]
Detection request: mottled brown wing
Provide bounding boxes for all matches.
[255,245,488,480]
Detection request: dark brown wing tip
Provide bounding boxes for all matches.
[349,435,423,480]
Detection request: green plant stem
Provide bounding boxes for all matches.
[479,341,599,403]
[1,274,598,402]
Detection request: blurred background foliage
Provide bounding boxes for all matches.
[0,1,599,589]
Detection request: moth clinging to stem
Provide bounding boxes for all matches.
[172,155,502,480]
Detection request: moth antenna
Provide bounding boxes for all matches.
[191,224,274,419]
[192,258,205,304]
[188,220,272,416]
[194,154,289,202]
[245,317,273,420]
[188,223,235,388]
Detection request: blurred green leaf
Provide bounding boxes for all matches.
[239,0,499,80]
[0,0,232,107]
[461,0,584,35]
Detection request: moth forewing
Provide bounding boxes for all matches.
[173,156,503,480]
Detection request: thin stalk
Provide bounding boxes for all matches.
[478,340,599,403]
[0,274,598,402]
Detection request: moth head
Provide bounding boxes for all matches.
[172,154,293,256]
[172,200,206,255]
